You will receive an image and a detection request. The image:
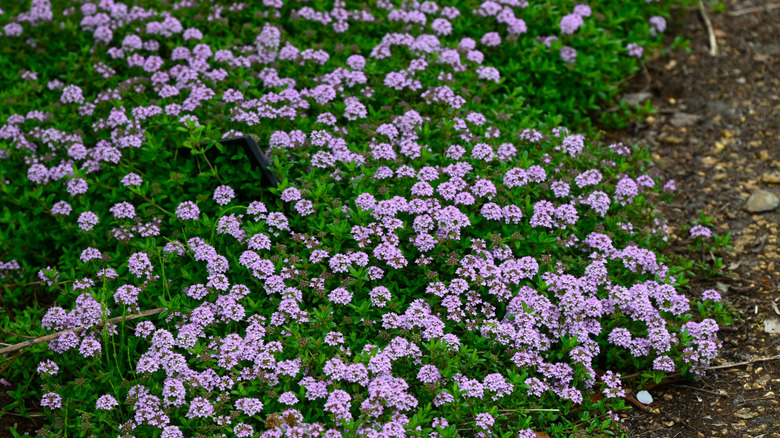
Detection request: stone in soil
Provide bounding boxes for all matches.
[670,112,702,127]
[622,92,653,106]
[745,189,780,213]
[706,100,741,122]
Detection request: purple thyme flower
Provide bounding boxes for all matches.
[585,191,610,217]
[161,426,184,438]
[551,181,570,198]
[370,286,391,307]
[176,201,200,221]
[235,398,263,416]
[51,200,72,216]
[475,413,495,430]
[614,177,639,205]
[80,247,101,263]
[96,394,119,410]
[601,371,625,398]
[560,13,584,34]
[328,287,353,305]
[560,134,585,157]
[295,199,315,216]
[121,173,143,187]
[110,201,136,219]
[689,225,712,238]
[186,397,214,419]
[480,32,501,47]
[41,393,62,409]
[650,16,667,36]
[77,211,99,231]
[281,187,301,202]
[417,365,442,384]
[574,4,592,17]
[60,85,84,104]
[279,392,299,405]
[66,178,88,196]
[653,355,676,372]
[560,46,577,63]
[128,252,152,278]
[701,289,721,302]
[213,185,235,205]
[627,43,644,58]
[324,332,345,346]
[37,359,59,376]
[79,337,102,357]
[115,285,141,308]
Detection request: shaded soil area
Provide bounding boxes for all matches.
[614,0,780,437]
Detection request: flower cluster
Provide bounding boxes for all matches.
[0,0,716,437]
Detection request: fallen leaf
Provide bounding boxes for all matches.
[701,156,718,167]
[762,171,780,184]
[734,407,758,419]
[657,133,685,144]
[754,52,770,63]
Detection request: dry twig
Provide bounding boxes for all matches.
[620,354,780,381]
[698,0,719,56]
[0,308,166,356]
[727,3,780,16]
[706,354,780,371]
[674,384,727,397]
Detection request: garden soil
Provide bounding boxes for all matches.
[2,2,780,438]
[613,1,780,437]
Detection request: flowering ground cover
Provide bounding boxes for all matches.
[0,0,734,437]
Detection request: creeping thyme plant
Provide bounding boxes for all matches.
[0,0,726,437]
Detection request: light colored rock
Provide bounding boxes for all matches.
[745,189,779,213]
[764,318,780,334]
[670,112,702,127]
[623,92,652,107]
[636,390,653,405]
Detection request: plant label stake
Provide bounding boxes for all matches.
[201,135,280,189]
[198,135,291,212]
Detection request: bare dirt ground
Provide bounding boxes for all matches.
[614,1,780,437]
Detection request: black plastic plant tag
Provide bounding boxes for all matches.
[194,135,292,213]
[200,135,280,189]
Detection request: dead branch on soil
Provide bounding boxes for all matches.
[698,0,719,56]
[674,384,727,397]
[621,354,780,383]
[728,3,780,16]
[705,354,780,371]
[0,307,166,356]
[624,393,653,412]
